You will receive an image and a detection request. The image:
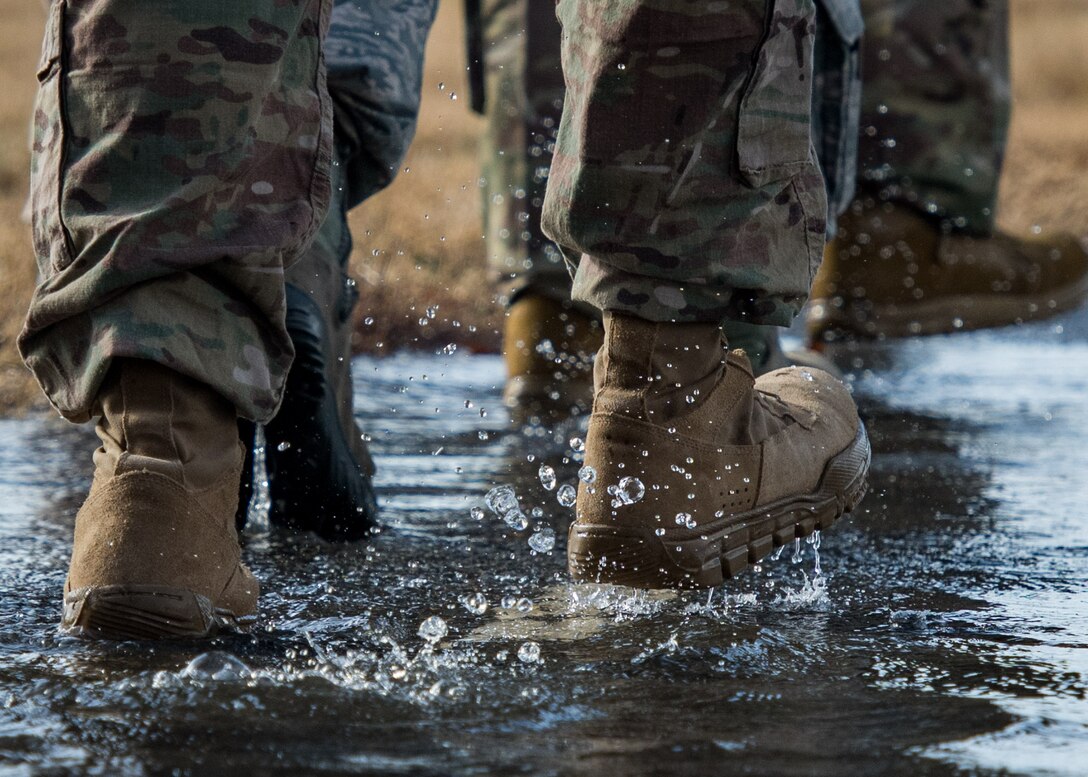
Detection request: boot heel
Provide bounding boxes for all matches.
[62,585,252,641]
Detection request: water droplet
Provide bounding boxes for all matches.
[180,651,251,681]
[528,527,556,553]
[460,592,488,615]
[578,465,597,484]
[799,370,814,382]
[538,464,557,491]
[469,506,485,521]
[517,641,541,663]
[504,510,530,532]
[485,485,519,516]
[417,615,448,643]
[276,441,291,452]
[569,437,585,452]
[654,527,666,537]
[616,476,645,505]
[556,484,577,507]
[501,595,517,609]
[515,597,533,613]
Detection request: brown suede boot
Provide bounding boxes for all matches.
[568,313,870,589]
[502,294,603,416]
[63,360,258,639]
[808,198,1088,342]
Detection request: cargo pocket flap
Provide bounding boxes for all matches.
[737,0,819,188]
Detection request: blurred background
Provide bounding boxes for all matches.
[1,0,1086,413]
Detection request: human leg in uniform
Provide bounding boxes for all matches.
[542,0,871,588]
[808,0,1088,340]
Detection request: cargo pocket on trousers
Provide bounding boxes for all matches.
[736,0,819,189]
[31,0,73,274]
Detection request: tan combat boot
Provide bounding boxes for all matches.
[568,314,870,589]
[502,294,603,416]
[63,360,258,639]
[808,198,1088,342]
[501,296,832,418]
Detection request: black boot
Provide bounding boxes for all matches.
[237,151,377,541]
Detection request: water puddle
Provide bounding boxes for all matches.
[1,310,1086,774]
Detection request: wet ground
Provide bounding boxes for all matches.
[1,310,1087,776]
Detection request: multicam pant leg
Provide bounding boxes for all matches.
[541,0,829,326]
[857,0,1010,233]
[475,0,571,308]
[477,0,860,313]
[325,0,437,210]
[21,0,333,423]
[289,0,437,356]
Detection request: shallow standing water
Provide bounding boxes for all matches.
[1,310,1087,776]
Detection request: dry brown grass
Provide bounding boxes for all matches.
[1,0,1087,413]
[1000,0,1088,236]
[0,0,46,414]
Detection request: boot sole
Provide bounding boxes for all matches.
[62,585,255,641]
[567,422,871,589]
[808,274,1088,341]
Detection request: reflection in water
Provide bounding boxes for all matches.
[0,310,1086,775]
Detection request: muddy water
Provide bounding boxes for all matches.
[1,311,1086,776]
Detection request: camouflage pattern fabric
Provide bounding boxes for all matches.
[326,0,438,210]
[475,0,860,314]
[540,0,829,327]
[21,0,436,423]
[480,0,1009,318]
[857,0,1010,234]
[21,0,333,423]
[476,0,571,309]
[814,0,863,223]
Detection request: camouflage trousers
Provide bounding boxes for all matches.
[538,0,832,326]
[21,0,435,423]
[474,0,1009,315]
[858,0,1009,233]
